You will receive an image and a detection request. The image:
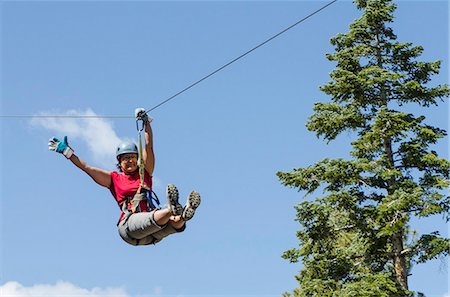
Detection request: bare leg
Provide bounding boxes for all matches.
[153,208,172,226]
[168,215,186,230]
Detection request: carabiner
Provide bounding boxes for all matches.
[136,118,145,132]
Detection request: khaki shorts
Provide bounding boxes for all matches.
[117,210,185,246]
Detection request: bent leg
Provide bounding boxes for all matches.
[118,226,156,246]
[126,209,172,238]
[152,208,172,225]
[117,208,174,246]
[126,212,160,238]
[169,215,186,229]
[152,222,186,244]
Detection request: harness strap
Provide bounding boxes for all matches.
[136,118,146,191]
[130,191,148,213]
[149,190,161,210]
[121,189,159,214]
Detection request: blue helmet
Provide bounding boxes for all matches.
[116,141,138,160]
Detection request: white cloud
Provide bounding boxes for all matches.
[31,108,123,169]
[0,282,185,297]
[30,108,168,194]
[0,281,129,297]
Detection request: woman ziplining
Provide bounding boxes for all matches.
[48,108,201,246]
[37,1,340,246]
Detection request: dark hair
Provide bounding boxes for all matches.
[116,162,123,172]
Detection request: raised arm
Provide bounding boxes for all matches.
[142,121,155,175]
[135,108,155,176]
[69,154,112,188]
[48,136,112,188]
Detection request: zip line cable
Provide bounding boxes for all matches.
[1,115,133,119]
[0,0,338,120]
[143,0,338,115]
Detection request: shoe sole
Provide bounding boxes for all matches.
[182,191,201,221]
[166,184,183,216]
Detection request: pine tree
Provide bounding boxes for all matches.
[277,1,449,296]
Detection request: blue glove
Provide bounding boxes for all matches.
[48,136,74,159]
[135,108,152,124]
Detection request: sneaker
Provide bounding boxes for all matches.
[166,184,183,216]
[182,191,201,221]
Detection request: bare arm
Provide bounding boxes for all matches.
[142,121,155,175]
[69,154,112,188]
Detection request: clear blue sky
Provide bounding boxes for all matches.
[1,1,448,296]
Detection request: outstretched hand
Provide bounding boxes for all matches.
[135,108,153,124]
[48,136,74,159]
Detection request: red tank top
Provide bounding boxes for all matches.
[109,170,153,220]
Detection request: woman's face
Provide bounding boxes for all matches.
[119,153,138,174]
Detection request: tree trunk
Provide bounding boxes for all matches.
[392,230,408,292]
[382,129,409,291]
